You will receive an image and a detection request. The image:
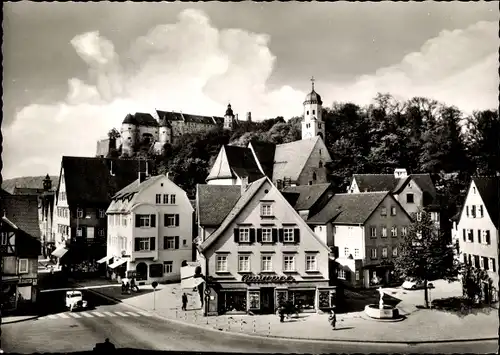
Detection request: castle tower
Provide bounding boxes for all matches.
[43,174,52,191]
[158,114,171,146]
[121,113,138,156]
[223,103,235,130]
[302,77,325,140]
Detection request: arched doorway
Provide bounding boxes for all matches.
[136,262,148,281]
[181,260,188,267]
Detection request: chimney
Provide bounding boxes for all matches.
[138,172,147,184]
[246,112,252,122]
[394,168,408,179]
[241,176,249,195]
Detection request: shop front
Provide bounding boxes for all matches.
[206,274,336,316]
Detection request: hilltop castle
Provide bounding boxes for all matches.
[96,104,243,157]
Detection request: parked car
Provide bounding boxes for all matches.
[402,279,434,290]
[66,290,87,311]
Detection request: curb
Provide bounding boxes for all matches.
[81,284,499,345]
[2,315,40,324]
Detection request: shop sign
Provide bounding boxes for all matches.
[19,278,37,285]
[242,274,295,284]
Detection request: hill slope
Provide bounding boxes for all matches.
[2,176,59,194]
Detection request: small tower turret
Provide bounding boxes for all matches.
[121,113,138,156]
[223,103,236,130]
[43,174,52,191]
[302,76,325,141]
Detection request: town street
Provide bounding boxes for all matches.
[1,289,497,354]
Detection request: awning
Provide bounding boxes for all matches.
[97,255,113,264]
[180,263,204,289]
[108,258,129,269]
[51,246,69,258]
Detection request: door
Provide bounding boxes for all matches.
[260,288,275,314]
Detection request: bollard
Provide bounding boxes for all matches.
[228,318,231,331]
[253,319,256,333]
[175,310,178,319]
[268,322,271,336]
[240,319,243,332]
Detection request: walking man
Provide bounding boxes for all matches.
[131,277,139,292]
[329,310,337,330]
[182,293,188,311]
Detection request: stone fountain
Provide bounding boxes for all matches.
[363,287,399,319]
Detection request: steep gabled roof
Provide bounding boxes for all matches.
[272,137,319,183]
[123,112,159,127]
[156,110,225,126]
[197,185,242,226]
[199,177,268,251]
[308,192,389,225]
[2,194,41,239]
[225,145,264,182]
[473,176,500,229]
[249,141,276,179]
[61,157,156,206]
[283,183,332,211]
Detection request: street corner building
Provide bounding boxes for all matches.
[103,173,194,285]
[1,194,41,312]
[195,176,337,316]
[307,191,413,289]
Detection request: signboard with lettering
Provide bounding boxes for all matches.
[242,274,296,284]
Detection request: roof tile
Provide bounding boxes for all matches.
[2,194,41,239]
[283,183,332,211]
[197,185,242,226]
[473,176,499,229]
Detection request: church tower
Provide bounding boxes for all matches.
[223,103,236,130]
[302,77,325,141]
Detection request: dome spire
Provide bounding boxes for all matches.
[311,76,315,91]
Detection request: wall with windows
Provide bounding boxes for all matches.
[203,179,330,282]
[457,180,499,285]
[52,169,70,246]
[296,138,330,186]
[395,179,423,216]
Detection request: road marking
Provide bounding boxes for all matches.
[48,314,58,319]
[103,312,116,317]
[68,313,82,318]
[58,313,70,319]
[137,311,152,317]
[80,312,93,318]
[92,311,105,317]
[115,311,129,317]
[125,311,140,317]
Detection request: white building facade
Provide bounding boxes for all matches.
[104,174,194,284]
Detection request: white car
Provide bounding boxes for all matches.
[402,279,434,290]
[66,290,88,311]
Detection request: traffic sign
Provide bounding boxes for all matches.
[204,288,211,296]
[152,281,158,289]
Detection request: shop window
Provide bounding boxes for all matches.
[221,291,247,313]
[276,290,288,309]
[248,291,260,310]
[149,264,163,278]
[318,289,336,309]
[289,290,315,310]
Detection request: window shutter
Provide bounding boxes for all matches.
[83,208,87,218]
[135,215,140,227]
[151,214,156,227]
[135,238,140,251]
[466,206,469,216]
[175,236,179,249]
[234,229,240,243]
[272,228,278,243]
[479,205,484,217]
[175,214,180,226]
[478,230,482,243]
[462,229,466,241]
[257,229,262,243]
[82,226,87,238]
[163,236,168,249]
[249,229,256,244]
[164,214,168,227]
[294,229,300,244]
[150,237,156,251]
[278,229,284,243]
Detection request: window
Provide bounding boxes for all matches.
[477,229,482,244]
[354,249,359,258]
[306,255,317,271]
[406,193,414,203]
[313,110,316,115]
[381,226,387,238]
[170,195,176,204]
[391,226,397,237]
[466,206,469,217]
[1,232,8,245]
[98,228,105,237]
[283,228,294,242]
[164,214,178,227]
[77,208,83,218]
[76,228,83,237]
[216,255,228,272]
[370,249,377,259]
[463,253,467,264]
[163,261,173,274]
[183,239,187,246]
[262,228,272,242]
[164,236,175,249]
[467,229,474,242]
[370,227,377,238]
[122,216,127,226]
[87,227,94,239]
[338,269,346,279]
[137,238,150,251]
[99,209,106,218]
[344,247,349,257]
[490,258,496,272]
[239,228,250,242]
[471,205,476,218]
[390,207,397,216]
[485,230,491,245]
[480,257,485,269]
[355,271,360,281]
[382,248,388,258]
[472,187,476,194]
[19,259,29,274]
[479,205,484,218]
[261,203,273,217]
[238,255,250,272]
[474,255,480,268]
[137,214,155,228]
[381,207,387,216]
[319,161,323,168]
[163,194,168,204]
[430,212,439,222]
[156,194,161,204]
[283,255,296,272]
[261,255,272,272]
[401,227,407,237]
[392,247,398,257]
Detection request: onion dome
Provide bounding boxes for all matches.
[303,89,323,105]
[225,103,234,117]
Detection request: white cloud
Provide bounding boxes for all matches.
[2,11,497,179]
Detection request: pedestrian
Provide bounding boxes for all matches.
[278,305,285,323]
[121,281,125,294]
[329,310,337,330]
[131,277,139,292]
[182,292,188,311]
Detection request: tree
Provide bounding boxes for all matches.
[394,211,460,308]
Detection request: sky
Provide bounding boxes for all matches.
[2,2,498,179]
